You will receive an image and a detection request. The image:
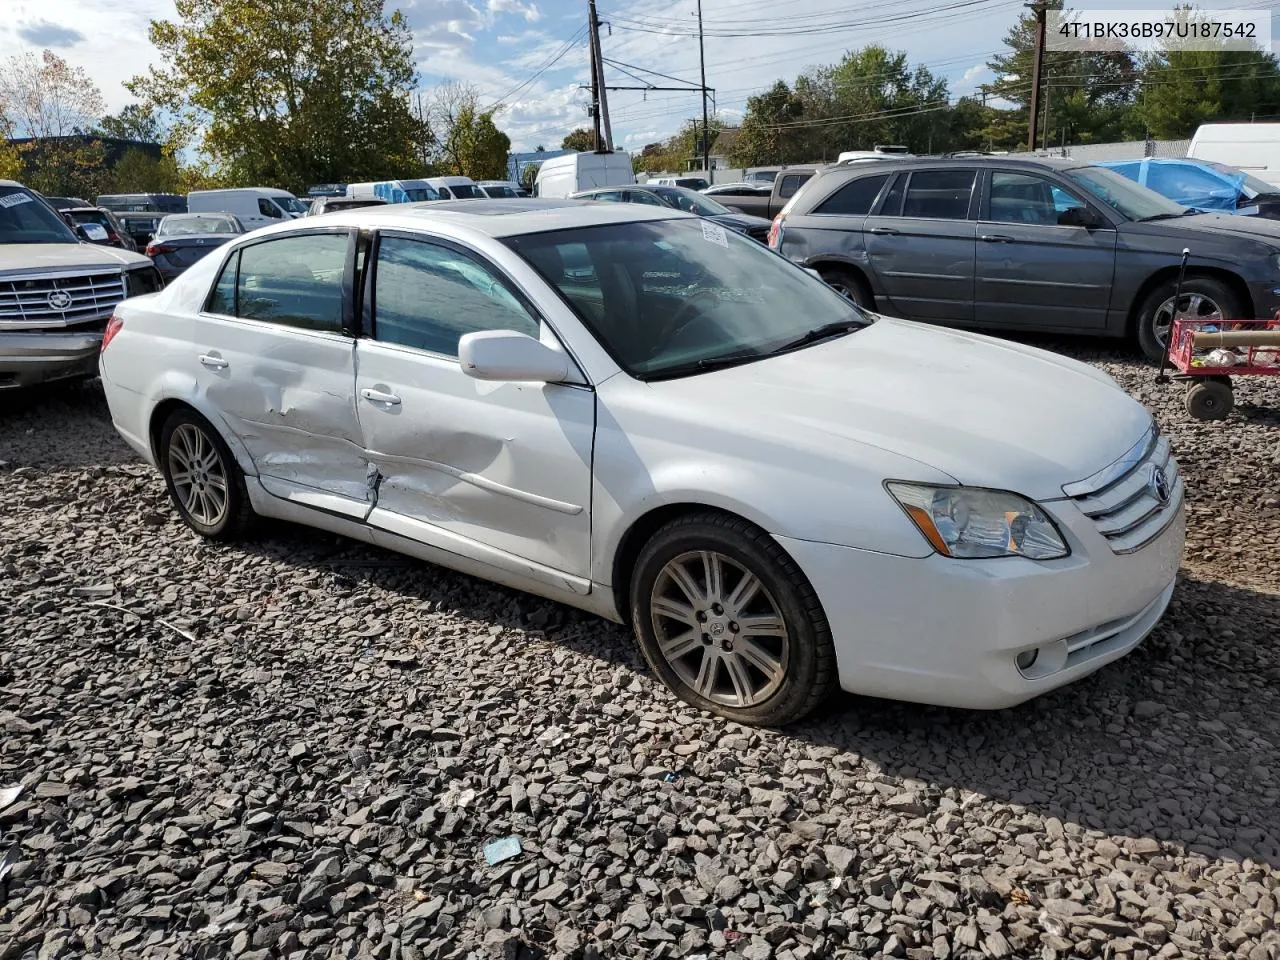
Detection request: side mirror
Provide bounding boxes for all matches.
[459,330,570,383]
[1057,206,1102,229]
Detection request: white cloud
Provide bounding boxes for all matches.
[962,64,991,83]
[487,0,541,23]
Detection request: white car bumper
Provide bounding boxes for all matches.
[777,499,1185,710]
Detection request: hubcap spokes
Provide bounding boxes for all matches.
[650,550,789,708]
[1155,292,1223,344]
[168,423,228,527]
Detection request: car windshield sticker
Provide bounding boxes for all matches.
[0,192,34,209]
[701,220,729,249]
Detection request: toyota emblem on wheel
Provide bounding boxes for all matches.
[1149,465,1171,505]
[46,290,72,311]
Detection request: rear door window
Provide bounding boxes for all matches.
[217,232,349,331]
[901,170,977,219]
[814,174,890,215]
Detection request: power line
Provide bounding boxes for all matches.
[484,25,590,112]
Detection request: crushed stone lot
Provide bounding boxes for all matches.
[2,342,1280,960]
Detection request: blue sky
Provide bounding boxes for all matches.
[1,0,1276,155]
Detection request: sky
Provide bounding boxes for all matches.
[1,0,1276,155]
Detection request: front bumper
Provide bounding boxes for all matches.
[0,329,102,389]
[777,498,1185,710]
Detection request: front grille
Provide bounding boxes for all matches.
[0,271,126,328]
[1064,424,1184,555]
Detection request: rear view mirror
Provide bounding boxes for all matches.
[459,330,570,383]
[1057,206,1101,229]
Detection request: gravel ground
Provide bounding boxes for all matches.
[2,343,1279,960]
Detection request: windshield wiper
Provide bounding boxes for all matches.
[643,350,768,381]
[1138,212,1184,222]
[766,318,867,356]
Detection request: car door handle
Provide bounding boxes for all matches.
[198,354,229,369]
[869,226,898,235]
[360,387,402,406]
[980,234,1014,243]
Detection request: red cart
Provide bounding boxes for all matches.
[1157,249,1280,420]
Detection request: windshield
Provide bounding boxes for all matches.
[70,209,111,227]
[1065,165,1186,220]
[483,185,518,198]
[275,197,309,215]
[0,187,78,243]
[158,214,241,236]
[1200,160,1278,198]
[402,188,437,202]
[505,218,866,379]
[654,186,732,216]
[445,183,482,199]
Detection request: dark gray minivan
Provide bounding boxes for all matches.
[772,156,1280,360]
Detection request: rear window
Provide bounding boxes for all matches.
[899,170,976,219]
[778,173,812,199]
[814,174,890,216]
[446,184,483,199]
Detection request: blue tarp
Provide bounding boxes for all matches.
[1097,158,1245,213]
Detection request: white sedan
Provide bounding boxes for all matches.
[99,200,1185,725]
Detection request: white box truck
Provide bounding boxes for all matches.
[1188,124,1280,187]
[187,188,308,229]
[534,152,634,199]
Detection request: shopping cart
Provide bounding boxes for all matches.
[1155,248,1280,420]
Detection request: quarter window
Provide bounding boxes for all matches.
[371,236,539,357]
[814,174,889,216]
[231,233,348,331]
[901,170,976,219]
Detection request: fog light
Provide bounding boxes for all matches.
[1016,648,1039,671]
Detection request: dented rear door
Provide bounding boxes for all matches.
[192,229,371,518]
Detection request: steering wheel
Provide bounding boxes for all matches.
[653,289,722,354]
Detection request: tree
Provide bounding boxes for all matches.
[1134,46,1280,138]
[98,104,167,143]
[0,142,22,181]
[520,162,540,190]
[982,0,1137,149]
[424,83,512,180]
[0,49,108,195]
[731,81,806,166]
[110,148,183,192]
[561,128,595,152]
[131,0,426,192]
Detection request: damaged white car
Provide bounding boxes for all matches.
[100,199,1185,725]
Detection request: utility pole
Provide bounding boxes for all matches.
[1027,0,1046,152]
[587,0,613,151]
[696,0,710,174]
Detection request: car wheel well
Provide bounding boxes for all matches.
[809,261,875,307]
[611,503,759,623]
[1127,266,1252,335]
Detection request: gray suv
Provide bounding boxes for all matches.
[773,156,1280,360]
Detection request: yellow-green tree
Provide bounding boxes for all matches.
[561,128,595,152]
[425,84,512,180]
[130,0,426,193]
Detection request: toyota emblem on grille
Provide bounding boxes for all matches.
[47,290,72,310]
[1148,465,1171,506]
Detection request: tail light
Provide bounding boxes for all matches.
[107,231,122,245]
[146,243,174,257]
[767,214,785,249]
[101,314,123,353]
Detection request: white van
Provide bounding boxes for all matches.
[187,188,308,229]
[347,180,439,203]
[534,152,634,199]
[1188,124,1280,187]
[424,176,484,200]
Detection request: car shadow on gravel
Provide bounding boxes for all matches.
[240,522,1280,869]
[0,378,136,467]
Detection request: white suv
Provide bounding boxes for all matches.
[99,199,1184,725]
[0,181,161,389]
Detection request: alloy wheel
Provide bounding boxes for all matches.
[1153,292,1224,345]
[167,422,229,527]
[649,550,790,708]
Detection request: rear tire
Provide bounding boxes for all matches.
[159,407,254,540]
[818,266,873,309]
[629,512,838,726]
[1136,276,1241,364]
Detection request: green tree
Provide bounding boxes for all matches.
[982,0,1137,149]
[561,128,595,152]
[730,81,806,166]
[1134,46,1280,138]
[110,148,183,192]
[131,0,426,192]
[98,104,167,143]
[425,84,512,180]
[520,162,540,190]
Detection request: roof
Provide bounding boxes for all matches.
[817,155,1087,180]
[267,197,688,239]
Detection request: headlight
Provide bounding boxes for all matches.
[886,483,1069,560]
[125,265,164,297]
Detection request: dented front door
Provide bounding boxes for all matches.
[354,233,593,579]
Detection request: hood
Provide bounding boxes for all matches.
[1131,211,1280,246]
[710,212,773,232]
[0,241,151,276]
[649,317,1152,502]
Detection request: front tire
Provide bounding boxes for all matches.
[1136,276,1241,363]
[159,407,254,540]
[629,512,837,726]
